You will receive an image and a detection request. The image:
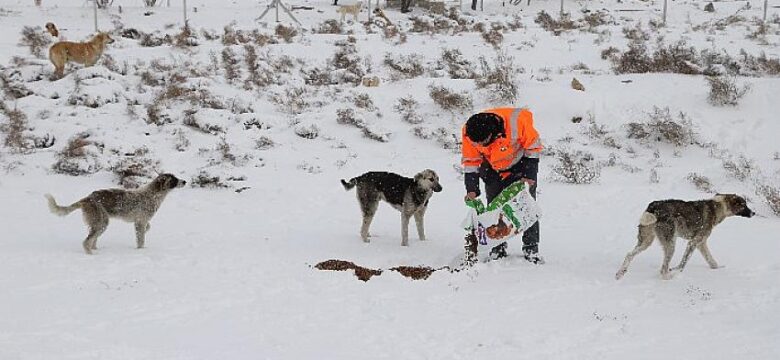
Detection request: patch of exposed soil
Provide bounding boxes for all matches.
[389,266,438,280]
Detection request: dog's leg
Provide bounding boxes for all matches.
[81,203,108,254]
[358,198,378,243]
[615,224,655,280]
[413,207,426,241]
[657,228,676,280]
[400,212,412,246]
[135,221,149,249]
[697,240,721,269]
[672,236,705,271]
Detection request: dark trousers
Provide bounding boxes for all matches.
[479,162,540,254]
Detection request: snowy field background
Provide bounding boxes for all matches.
[1,0,779,358]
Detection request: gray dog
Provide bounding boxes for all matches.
[341,170,443,246]
[45,174,186,254]
[616,194,754,280]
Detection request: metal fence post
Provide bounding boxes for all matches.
[663,0,668,25]
[93,0,98,32]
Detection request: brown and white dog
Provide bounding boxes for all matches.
[45,174,186,254]
[616,194,754,280]
[48,32,114,79]
[45,22,59,38]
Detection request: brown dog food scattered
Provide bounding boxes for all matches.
[315,259,383,282]
[315,260,448,282]
[389,266,438,280]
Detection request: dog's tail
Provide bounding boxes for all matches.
[639,211,657,226]
[341,178,357,191]
[44,194,81,216]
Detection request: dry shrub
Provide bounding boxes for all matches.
[275,24,298,43]
[622,23,651,43]
[146,84,225,125]
[351,93,376,111]
[315,19,343,34]
[95,0,113,9]
[384,53,425,80]
[362,125,390,142]
[110,146,160,188]
[244,45,294,88]
[173,26,198,48]
[394,95,423,124]
[19,26,52,58]
[534,11,577,34]
[412,126,459,150]
[222,25,274,46]
[336,108,365,128]
[255,135,275,150]
[687,173,715,193]
[721,155,755,181]
[52,133,104,176]
[0,67,33,99]
[0,103,31,153]
[582,10,613,29]
[626,106,696,147]
[191,170,229,188]
[738,50,780,76]
[600,46,619,61]
[707,76,750,106]
[475,52,519,103]
[756,184,780,216]
[480,24,504,48]
[328,37,365,85]
[439,48,476,79]
[270,86,308,115]
[183,109,225,135]
[428,84,472,112]
[221,47,241,83]
[550,148,600,184]
[294,124,319,139]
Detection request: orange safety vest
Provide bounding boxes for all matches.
[461,107,542,175]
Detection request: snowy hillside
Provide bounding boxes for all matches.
[1,0,779,359]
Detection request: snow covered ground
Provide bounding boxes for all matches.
[1,0,779,359]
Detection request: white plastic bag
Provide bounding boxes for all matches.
[462,182,541,249]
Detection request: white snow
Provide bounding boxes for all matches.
[1,0,779,359]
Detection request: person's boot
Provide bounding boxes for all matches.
[489,242,508,260]
[471,0,477,10]
[522,245,545,264]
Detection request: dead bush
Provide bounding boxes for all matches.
[721,155,755,181]
[173,128,190,152]
[173,26,198,48]
[351,93,376,111]
[481,24,503,48]
[600,46,619,61]
[51,133,104,176]
[191,170,229,188]
[622,23,651,43]
[394,95,423,124]
[582,10,613,29]
[686,173,715,193]
[110,147,160,188]
[535,11,577,34]
[275,24,298,43]
[221,47,241,83]
[270,86,309,115]
[183,109,225,135]
[475,52,519,103]
[626,106,696,147]
[384,53,425,80]
[0,67,33,99]
[95,0,113,9]
[439,48,476,79]
[550,148,600,184]
[19,26,52,58]
[706,75,750,106]
[362,125,390,143]
[336,108,365,128]
[428,84,472,112]
[412,126,459,150]
[0,104,31,153]
[315,19,343,34]
[294,124,320,139]
[244,45,294,88]
[255,135,275,150]
[756,183,780,216]
[738,50,780,76]
[612,40,701,75]
[329,37,365,85]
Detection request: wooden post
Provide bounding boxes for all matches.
[93,0,98,32]
[368,0,372,23]
[183,0,188,27]
[560,0,564,16]
[663,0,668,25]
[764,0,769,23]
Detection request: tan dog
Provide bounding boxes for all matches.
[48,32,114,79]
[45,22,59,38]
[361,75,380,87]
[337,1,362,22]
